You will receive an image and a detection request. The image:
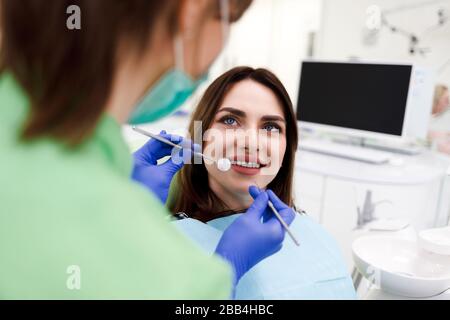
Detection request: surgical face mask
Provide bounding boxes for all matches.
[128,37,208,125]
[129,0,230,125]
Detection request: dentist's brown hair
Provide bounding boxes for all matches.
[170,66,298,222]
[0,0,252,145]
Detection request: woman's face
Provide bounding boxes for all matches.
[203,79,287,197]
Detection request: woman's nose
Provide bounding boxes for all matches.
[237,128,255,152]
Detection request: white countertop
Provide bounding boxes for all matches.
[296,148,449,185]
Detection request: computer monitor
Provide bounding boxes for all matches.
[296,60,434,141]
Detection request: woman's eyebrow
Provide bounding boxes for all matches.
[217,107,246,117]
[217,107,286,123]
[261,115,286,123]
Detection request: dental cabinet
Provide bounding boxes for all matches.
[294,148,450,269]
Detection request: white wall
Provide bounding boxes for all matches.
[316,0,450,86]
[205,0,323,105]
[189,0,449,111]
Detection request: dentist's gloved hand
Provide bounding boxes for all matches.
[215,186,296,291]
[132,130,199,203]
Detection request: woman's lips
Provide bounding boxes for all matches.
[231,164,261,176]
[227,157,269,176]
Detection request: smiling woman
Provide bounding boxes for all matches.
[169,66,298,221]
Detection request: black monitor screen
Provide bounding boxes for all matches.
[296,62,412,136]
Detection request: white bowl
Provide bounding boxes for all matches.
[352,235,450,298]
[419,227,450,256]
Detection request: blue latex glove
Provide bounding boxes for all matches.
[132,130,198,203]
[215,186,296,292]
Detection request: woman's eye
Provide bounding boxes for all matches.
[223,117,238,126]
[263,123,281,132]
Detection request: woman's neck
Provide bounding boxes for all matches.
[208,177,253,214]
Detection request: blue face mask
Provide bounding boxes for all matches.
[128,35,209,124]
[128,68,208,125]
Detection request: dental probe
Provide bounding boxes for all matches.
[253,183,300,247]
[132,126,232,172]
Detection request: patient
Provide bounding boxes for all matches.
[169,66,356,299]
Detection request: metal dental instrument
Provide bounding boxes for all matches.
[254,183,300,247]
[132,126,231,171]
[268,200,300,246]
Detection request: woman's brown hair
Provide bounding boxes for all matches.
[170,66,299,222]
[0,0,252,145]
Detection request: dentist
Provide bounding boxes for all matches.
[0,0,295,299]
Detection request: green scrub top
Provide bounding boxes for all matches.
[0,73,232,299]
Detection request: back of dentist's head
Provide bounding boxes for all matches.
[0,0,252,145]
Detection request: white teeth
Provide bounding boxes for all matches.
[231,160,261,168]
